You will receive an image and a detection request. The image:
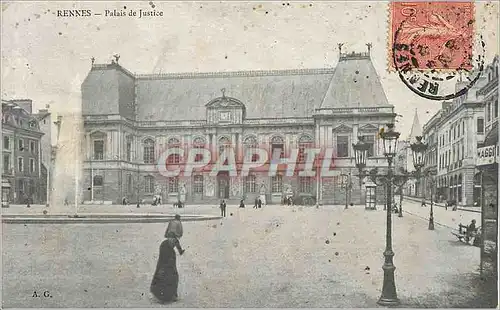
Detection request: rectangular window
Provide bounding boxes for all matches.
[298,143,313,163]
[29,158,35,173]
[272,175,283,193]
[143,144,155,164]
[18,139,24,151]
[167,148,180,164]
[93,140,104,160]
[457,124,460,137]
[194,144,205,162]
[30,141,36,153]
[336,135,349,158]
[487,103,491,122]
[144,176,154,194]
[299,176,313,193]
[244,175,256,193]
[193,175,203,194]
[127,174,132,192]
[271,143,284,159]
[3,154,10,174]
[17,157,23,172]
[477,118,484,134]
[362,135,375,157]
[168,177,179,193]
[3,136,9,150]
[126,141,131,161]
[495,100,498,118]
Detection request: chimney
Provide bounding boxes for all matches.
[11,99,33,113]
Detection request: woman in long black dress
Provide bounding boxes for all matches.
[150,238,179,303]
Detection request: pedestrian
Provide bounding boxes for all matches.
[165,214,185,255]
[254,197,258,209]
[150,237,180,303]
[258,198,262,208]
[220,199,227,217]
[239,199,245,208]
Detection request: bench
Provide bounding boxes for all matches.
[451,224,481,246]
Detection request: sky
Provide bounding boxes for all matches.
[1,1,499,139]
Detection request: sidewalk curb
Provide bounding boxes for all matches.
[404,197,482,214]
[402,210,456,230]
[1,214,222,224]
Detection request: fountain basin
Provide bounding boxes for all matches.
[1,213,221,224]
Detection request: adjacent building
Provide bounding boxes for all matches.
[1,99,45,204]
[420,65,494,207]
[81,48,397,205]
[475,56,498,276]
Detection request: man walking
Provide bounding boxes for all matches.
[220,199,227,217]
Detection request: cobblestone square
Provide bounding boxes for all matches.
[1,202,489,308]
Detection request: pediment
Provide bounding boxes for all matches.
[205,96,246,109]
[332,124,352,133]
[358,124,379,132]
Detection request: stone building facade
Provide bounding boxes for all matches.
[421,56,499,208]
[1,99,45,204]
[475,56,498,275]
[81,49,396,205]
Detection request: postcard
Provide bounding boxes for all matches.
[1,1,498,308]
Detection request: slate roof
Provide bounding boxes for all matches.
[319,54,390,109]
[86,52,392,121]
[135,69,335,121]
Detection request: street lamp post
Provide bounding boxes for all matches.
[352,136,368,207]
[354,124,401,306]
[410,136,435,230]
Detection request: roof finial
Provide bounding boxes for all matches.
[91,57,95,66]
[338,43,344,57]
[113,54,120,64]
[221,88,226,98]
[366,43,372,54]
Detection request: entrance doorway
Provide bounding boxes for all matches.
[217,172,230,199]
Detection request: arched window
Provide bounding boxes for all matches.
[218,136,232,158]
[93,175,103,187]
[192,137,206,162]
[244,136,258,162]
[270,136,284,159]
[167,137,181,164]
[143,138,155,164]
[298,135,313,163]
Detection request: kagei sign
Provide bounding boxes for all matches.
[476,144,499,166]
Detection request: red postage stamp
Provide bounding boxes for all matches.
[389,2,475,70]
